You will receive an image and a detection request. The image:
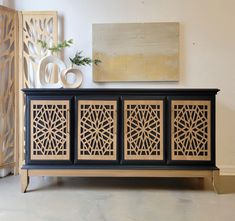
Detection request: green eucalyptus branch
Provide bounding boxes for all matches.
[37,39,73,54]
[38,39,101,68]
[69,51,101,67]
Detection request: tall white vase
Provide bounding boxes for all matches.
[37,55,66,88]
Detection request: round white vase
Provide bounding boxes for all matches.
[60,67,83,88]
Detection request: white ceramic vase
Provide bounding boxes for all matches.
[60,67,83,88]
[37,55,83,88]
[37,55,66,88]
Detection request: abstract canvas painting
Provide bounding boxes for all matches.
[92,22,179,82]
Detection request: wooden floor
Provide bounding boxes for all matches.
[1,175,235,221]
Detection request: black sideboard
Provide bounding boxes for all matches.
[21,88,220,192]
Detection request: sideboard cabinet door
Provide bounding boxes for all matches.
[122,98,165,164]
[76,98,118,163]
[169,98,214,165]
[27,97,72,164]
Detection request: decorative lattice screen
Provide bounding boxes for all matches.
[124,100,163,160]
[30,100,70,160]
[0,8,59,173]
[19,11,58,88]
[0,6,18,171]
[171,100,211,161]
[18,11,58,169]
[77,100,117,160]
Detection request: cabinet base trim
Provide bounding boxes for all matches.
[27,169,214,178]
[21,168,220,193]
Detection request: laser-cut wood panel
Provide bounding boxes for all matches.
[30,100,70,160]
[18,11,58,170]
[124,100,163,160]
[77,100,117,161]
[0,6,18,170]
[19,11,58,88]
[171,100,211,161]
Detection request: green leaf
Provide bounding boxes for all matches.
[69,51,101,67]
[38,39,74,54]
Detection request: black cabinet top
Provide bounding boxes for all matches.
[22,88,220,96]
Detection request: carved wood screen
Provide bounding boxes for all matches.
[30,100,70,160]
[77,100,117,161]
[18,11,58,168]
[0,6,18,171]
[19,11,58,88]
[171,100,211,161]
[124,100,163,160]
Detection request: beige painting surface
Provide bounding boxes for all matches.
[93,23,179,82]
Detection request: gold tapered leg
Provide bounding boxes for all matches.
[212,170,220,194]
[21,169,29,193]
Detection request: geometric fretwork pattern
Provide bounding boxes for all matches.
[77,100,117,160]
[171,100,211,161]
[30,100,70,160]
[124,100,163,160]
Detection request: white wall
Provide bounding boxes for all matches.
[1,0,10,7]
[5,0,235,174]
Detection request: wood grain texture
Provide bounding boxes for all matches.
[20,169,29,193]
[28,169,213,178]
[77,100,117,160]
[93,22,179,82]
[0,6,18,170]
[124,100,163,160]
[14,9,19,174]
[171,100,211,161]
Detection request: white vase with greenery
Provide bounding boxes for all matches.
[37,39,101,88]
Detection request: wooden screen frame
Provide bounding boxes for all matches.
[0,6,19,173]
